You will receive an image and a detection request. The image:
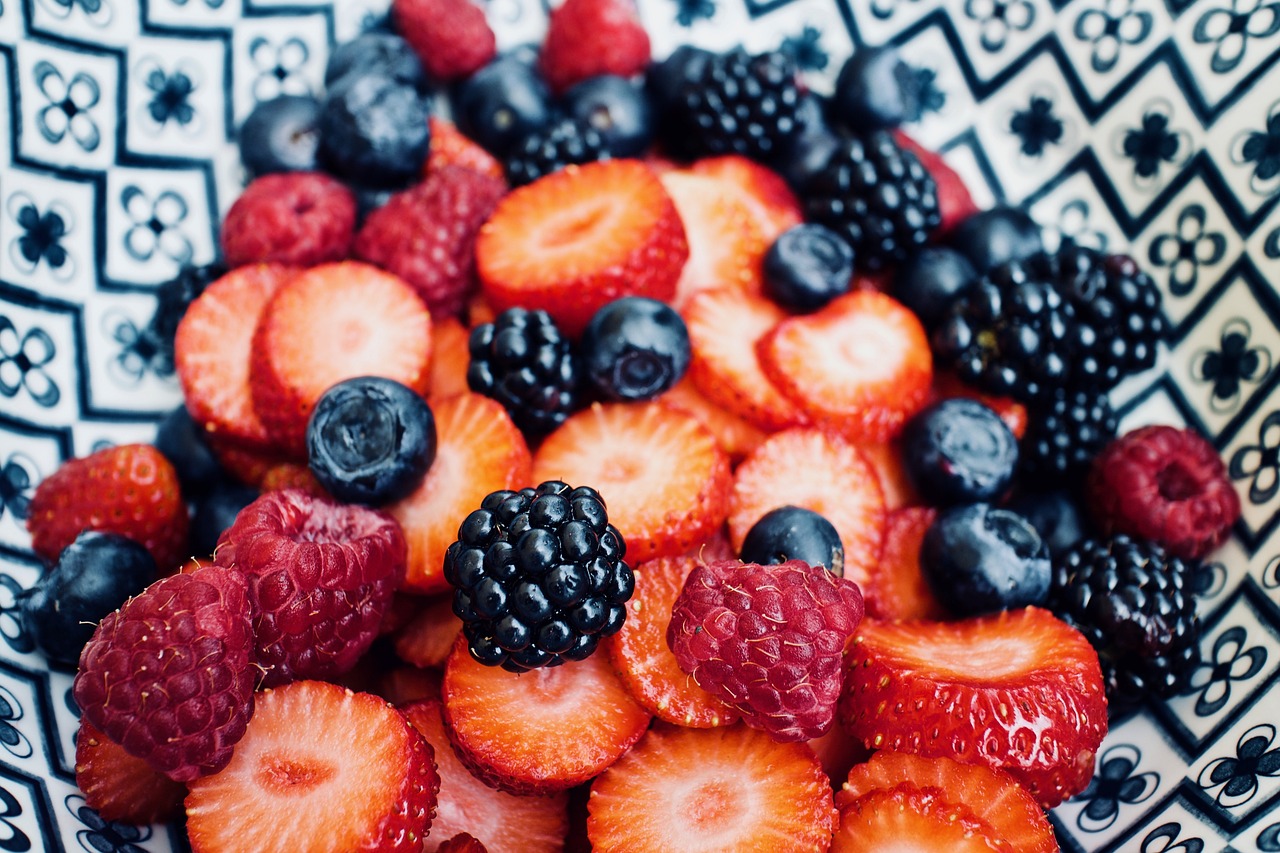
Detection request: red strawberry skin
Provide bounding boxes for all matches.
[75,719,186,825]
[394,0,496,81]
[73,565,256,782]
[539,0,650,94]
[215,489,406,687]
[28,444,189,571]
[221,172,356,268]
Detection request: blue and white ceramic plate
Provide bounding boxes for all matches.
[2,0,1279,850]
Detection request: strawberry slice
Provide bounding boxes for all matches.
[858,441,919,510]
[604,555,740,727]
[75,719,185,825]
[864,507,946,622]
[657,377,766,461]
[441,637,651,796]
[838,608,1108,808]
[426,117,505,182]
[683,288,808,432]
[688,155,804,243]
[895,131,979,235]
[185,680,439,852]
[428,316,472,405]
[660,170,766,308]
[393,594,464,669]
[531,401,732,563]
[388,393,532,594]
[476,159,688,337]
[835,752,1058,853]
[729,428,886,590]
[586,722,837,851]
[175,263,296,449]
[760,290,933,443]
[831,784,1004,852]
[401,698,568,852]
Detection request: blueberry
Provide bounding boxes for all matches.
[947,206,1043,273]
[919,503,1051,616]
[830,45,923,132]
[892,246,978,331]
[325,32,429,94]
[307,376,437,506]
[1006,489,1092,559]
[319,72,432,188]
[902,398,1018,506]
[154,406,222,497]
[454,54,553,157]
[191,482,259,558]
[740,506,844,576]
[763,224,854,313]
[563,75,653,158]
[580,297,691,401]
[773,93,842,191]
[647,45,714,116]
[19,532,157,667]
[238,95,324,178]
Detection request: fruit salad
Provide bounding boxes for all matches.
[13,0,1250,850]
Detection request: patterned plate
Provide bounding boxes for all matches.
[2,0,1279,850]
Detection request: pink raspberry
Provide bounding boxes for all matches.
[667,559,864,742]
[214,489,406,687]
[73,565,256,782]
[221,171,356,267]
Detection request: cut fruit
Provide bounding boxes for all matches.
[428,316,473,405]
[661,170,766,308]
[688,156,804,243]
[657,376,766,461]
[831,784,1004,853]
[864,507,945,622]
[75,719,185,825]
[394,594,464,669]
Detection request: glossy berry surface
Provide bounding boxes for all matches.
[504,116,608,187]
[1021,388,1117,480]
[306,376,437,506]
[946,206,1043,273]
[237,95,324,178]
[762,224,854,313]
[902,398,1018,506]
[468,308,581,435]
[563,74,653,158]
[1006,488,1092,559]
[323,32,429,94]
[454,54,553,157]
[676,48,802,160]
[773,93,841,192]
[318,72,432,187]
[919,503,1051,616]
[443,481,634,672]
[891,245,977,331]
[153,405,221,497]
[579,297,690,401]
[830,45,923,132]
[19,532,157,667]
[739,505,845,576]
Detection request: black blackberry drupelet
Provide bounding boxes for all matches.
[504,116,608,187]
[677,47,802,161]
[1020,387,1118,480]
[467,308,581,436]
[1049,534,1201,710]
[444,481,634,672]
[146,261,228,375]
[802,131,941,272]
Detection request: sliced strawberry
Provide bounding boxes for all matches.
[838,608,1108,808]
[426,117,505,182]
[895,131,979,235]
[932,372,1028,441]
[864,507,945,622]
[75,719,185,825]
[688,156,804,243]
[657,376,766,461]
[729,428,886,590]
[441,637,651,796]
[401,698,568,852]
[605,555,740,728]
[835,752,1058,853]
[531,401,732,563]
[394,594,463,669]
[858,441,919,510]
[587,722,837,851]
[683,288,807,432]
[831,784,1004,852]
[660,170,766,308]
[185,680,438,852]
[476,160,688,337]
[388,393,531,594]
[251,261,433,457]
[175,263,296,449]
[760,290,933,443]
[428,316,473,405]
[377,666,443,707]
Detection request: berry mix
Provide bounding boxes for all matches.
[17,0,1246,849]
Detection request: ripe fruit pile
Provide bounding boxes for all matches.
[20,1,1246,850]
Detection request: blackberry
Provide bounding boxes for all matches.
[802,132,940,272]
[677,48,802,161]
[1021,388,1117,480]
[1049,535,1201,710]
[504,116,608,187]
[444,481,634,672]
[146,261,227,375]
[467,308,581,436]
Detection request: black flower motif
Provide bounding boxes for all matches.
[0,787,30,853]
[37,0,111,23]
[166,0,225,7]
[1148,204,1227,297]
[1191,319,1271,414]
[913,66,946,114]
[1197,723,1280,808]
[1054,199,1110,253]
[1229,410,1280,504]
[1264,554,1280,591]
[1140,821,1206,852]
[1193,0,1280,74]
[0,688,31,761]
[674,0,715,27]
[1233,103,1280,195]
[1009,95,1064,156]
[34,60,101,152]
[1073,744,1159,832]
[963,0,1037,52]
[67,796,151,852]
[1259,820,1280,850]
[0,572,34,655]
[145,67,196,126]
[1121,109,1187,181]
[15,204,67,270]
[0,453,36,523]
[249,37,312,103]
[1186,626,1267,716]
[1075,0,1154,73]
[0,316,60,409]
[104,311,170,384]
[1188,558,1228,599]
[780,26,829,72]
[120,186,193,264]
[1266,225,1280,259]
[871,0,920,18]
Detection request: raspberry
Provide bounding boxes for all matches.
[1087,425,1240,560]
[538,0,651,94]
[214,489,407,687]
[666,559,864,742]
[72,566,256,782]
[220,172,356,268]
[354,166,507,318]
[393,0,496,82]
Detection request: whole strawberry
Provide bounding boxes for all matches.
[539,0,651,95]
[73,565,256,782]
[667,559,864,742]
[27,444,189,571]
